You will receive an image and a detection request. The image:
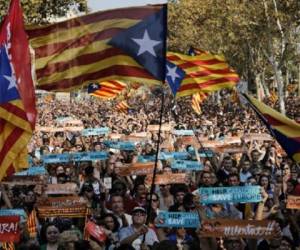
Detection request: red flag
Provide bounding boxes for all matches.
[0,0,36,128]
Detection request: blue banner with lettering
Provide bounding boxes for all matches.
[171,160,203,171]
[0,209,27,220]
[138,155,156,163]
[160,152,190,160]
[198,186,262,204]
[82,127,110,136]
[14,166,47,176]
[42,151,108,163]
[104,141,135,151]
[156,211,200,228]
[173,130,194,136]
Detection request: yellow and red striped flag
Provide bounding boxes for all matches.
[167,50,239,98]
[0,0,36,179]
[116,100,130,114]
[26,5,167,92]
[88,81,126,99]
[27,210,38,238]
[191,92,208,115]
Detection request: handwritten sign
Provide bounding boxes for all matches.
[0,216,20,242]
[146,173,186,185]
[171,160,203,171]
[45,183,78,195]
[287,195,300,209]
[82,127,110,136]
[156,211,200,228]
[200,219,276,239]
[198,186,262,204]
[118,162,155,176]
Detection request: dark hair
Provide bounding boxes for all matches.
[79,183,94,195]
[40,222,60,244]
[101,213,120,232]
[74,240,92,250]
[152,240,178,250]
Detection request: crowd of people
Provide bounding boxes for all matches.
[0,88,299,250]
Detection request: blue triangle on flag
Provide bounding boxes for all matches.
[108,6,167,81]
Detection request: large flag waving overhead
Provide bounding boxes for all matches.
[0,0,36,179]
[167,50,239,98]
[26,5,167,92]
[245,94,300,163]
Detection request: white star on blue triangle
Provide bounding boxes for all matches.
[166,61,185,96]
[108,6,167,81]
[0,46,19,104]
[88,83,100,93]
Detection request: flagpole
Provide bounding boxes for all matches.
[144,87,165,230]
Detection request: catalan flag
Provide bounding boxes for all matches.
[26,5,167,92]
[88,81,126,99]
[245,94,300,163]
[0,0,36,180]
[116,100,130,114]
[167,50,239,97]
[191,92,207,115]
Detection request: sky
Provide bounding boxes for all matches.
[88,0,167,11]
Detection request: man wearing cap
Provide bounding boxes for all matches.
[119,207,158,250]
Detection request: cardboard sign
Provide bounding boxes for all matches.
[0,216,20,242]
[171,160,203,171]
[198,186,262,204]
[85,221,107,242]
[156,211,200,228]
[82,127,110,136]
[173,130,194,136]
[37,196,87,218]
[146,173,186,185]
[200,219,276,239]
[243,133,273,142]
[287,195,300,209]
[147,124,171,132]
[118,162,155,176]
[45,183,78,195]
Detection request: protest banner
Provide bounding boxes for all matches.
[155,211,200,228]
[14,166,47,176]
[215,145,247,154]
[145,173,186,185]
[82,127,110,136]
[71,152,108,161]
[42,153,70,164]
[85,221,107,242]
[160,152,190,160]
[242,133,273,142]
[179,136,200,148]
[109,133,122,140]
[172,130,194,136]
[138,155,156,163]
[287,195,300,209]
[0,216,20,242]
[198,186,262,204]
[171,160,203,171]
[45,183,78,195]
[147,124,171,132]
[200,219,276,239]
[37,196,87,218]
[0,210,27,221]
[104,141,135,151]
[118,162,155,176]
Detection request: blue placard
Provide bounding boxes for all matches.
[138,155,156,163]
[173,130,194,136]
[72,152,108,161]
[104,141,135,151]
[171,160,203,171]
[82,127,110,136]
[160,152,190,160]
[198,186,262,204]
[27,166,47,175]
[0,209,27,220]
[42,153,70,164]
[156,211,200,228]
[189,149,214,158]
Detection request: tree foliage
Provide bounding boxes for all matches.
[168,0,300,88]
[0,0,87,24]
